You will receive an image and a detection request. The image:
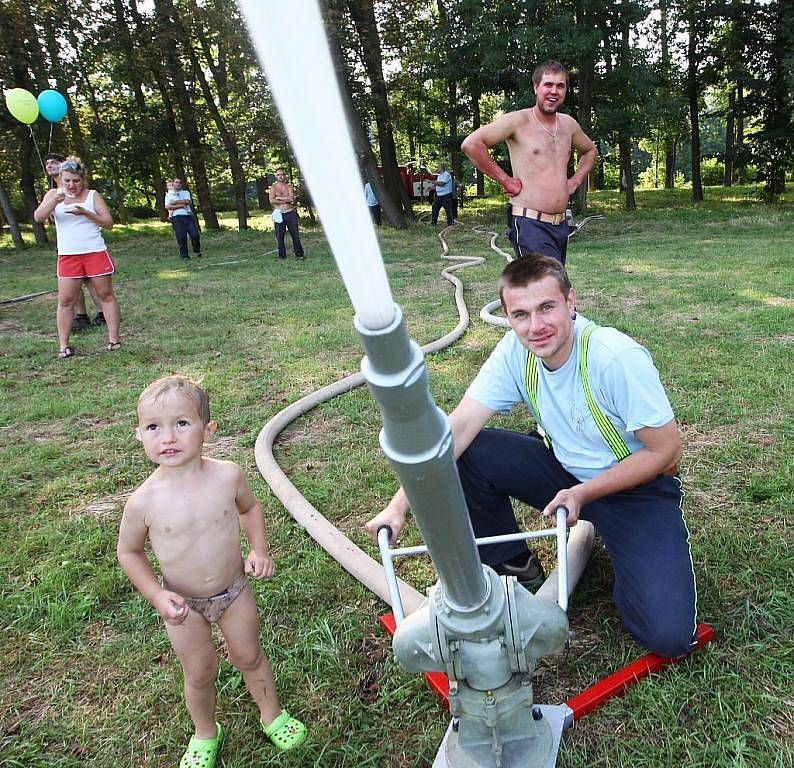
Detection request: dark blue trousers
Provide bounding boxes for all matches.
[275,210,304,258]
[507,208,568,264]
[171,215,201,259]
[458,429,698,657]
[431,193,454,226]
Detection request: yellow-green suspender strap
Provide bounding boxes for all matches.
[524,324,632,461]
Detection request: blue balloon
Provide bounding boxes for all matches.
[37,90,67,122]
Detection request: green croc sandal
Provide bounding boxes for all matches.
[179,722,224,767]
[261,710,307,751]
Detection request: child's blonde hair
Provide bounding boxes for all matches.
[137,376,211,425]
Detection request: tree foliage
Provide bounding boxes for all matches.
[0,0,786,245]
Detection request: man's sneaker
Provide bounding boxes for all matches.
[491,550,546,591]
[195,252,202,258]
[93,311,106,326]
[71,313,91,332]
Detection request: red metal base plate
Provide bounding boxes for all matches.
[379,613,714,718]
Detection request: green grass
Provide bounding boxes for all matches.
[1,187,792,766]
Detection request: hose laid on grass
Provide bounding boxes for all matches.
[254,222,593,616]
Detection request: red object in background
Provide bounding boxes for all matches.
[379,613,714,717]
[377,166,438,199]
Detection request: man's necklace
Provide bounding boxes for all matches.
[532,107,559,144]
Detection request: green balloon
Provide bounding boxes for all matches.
[5,88,39,125]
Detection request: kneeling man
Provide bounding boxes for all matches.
[367,255,698,658]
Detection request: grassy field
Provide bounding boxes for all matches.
[1,186,792,767]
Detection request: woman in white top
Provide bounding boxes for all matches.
[34,157,121,358]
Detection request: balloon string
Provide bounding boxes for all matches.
[30,126,46,176]
[47,122,53,156]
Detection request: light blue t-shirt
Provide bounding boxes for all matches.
[435,171,453,195]
[165,190,193,216]
[466,314,675,482]
[364,182,378,206]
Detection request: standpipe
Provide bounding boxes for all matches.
[239,3,573,765]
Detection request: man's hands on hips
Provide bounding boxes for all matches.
[502,176,523,196]
[542,486,584,526]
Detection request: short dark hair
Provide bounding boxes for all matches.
[44,153,66,164]
[532,60,569,87]
[499,254,572,306]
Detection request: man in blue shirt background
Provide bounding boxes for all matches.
[364,181,381,226]
[430,162,454,227]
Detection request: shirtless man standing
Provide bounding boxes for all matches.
[461,60,597,264]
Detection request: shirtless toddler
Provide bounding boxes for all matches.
[117,376,306,767]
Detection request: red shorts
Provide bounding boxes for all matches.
[57,250,115,279]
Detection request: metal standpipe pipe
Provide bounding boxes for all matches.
[237,3,570,764]
[356,307,569,768]
[355,306,486,610]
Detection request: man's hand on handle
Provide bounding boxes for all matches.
[542,487,583,526]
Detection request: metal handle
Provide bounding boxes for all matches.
[377,525,405,624]
[555,506,569,613]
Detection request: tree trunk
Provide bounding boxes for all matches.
[153,0,220,229]
[724,87,735,186]
[449,79,460,179]
[117,0,168,212]
[346,0,413,220]
[574,50,595,213]
[154,177,169,221]
[619,136,636,211]
[324,0,406,228]
[687,5,703,202]
[19,133,48,246]
[185,34,248,229]
[735,84,745,183]
[0,177,25,249]
[256,178,269,210]
[113,171,129,224]
[665,141,677,188]
[471,85,484,196]
[660,0,677,189]
[42,26,89,163]
[595,142,605,189]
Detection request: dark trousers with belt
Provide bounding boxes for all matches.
[171,215,201,259]
[507,207,568,264]
[457,428,698,658]
[275,210,304,258]
[431,193,454,226]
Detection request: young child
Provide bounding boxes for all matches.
[117,376,306,767]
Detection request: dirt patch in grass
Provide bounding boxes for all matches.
[577,287,646,314]
[275,412,350,447]
[204,434,247,459]
[0,415,119,446]
[0,316,53,337]
[77,490,130,522]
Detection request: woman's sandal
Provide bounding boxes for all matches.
[179,722,224,768]
[261,710,307,751]
[58,346,74,359]
[106,340,122,351]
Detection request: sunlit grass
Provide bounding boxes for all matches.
[1,191,792,767]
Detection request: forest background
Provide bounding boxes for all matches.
[0,0,792,248]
